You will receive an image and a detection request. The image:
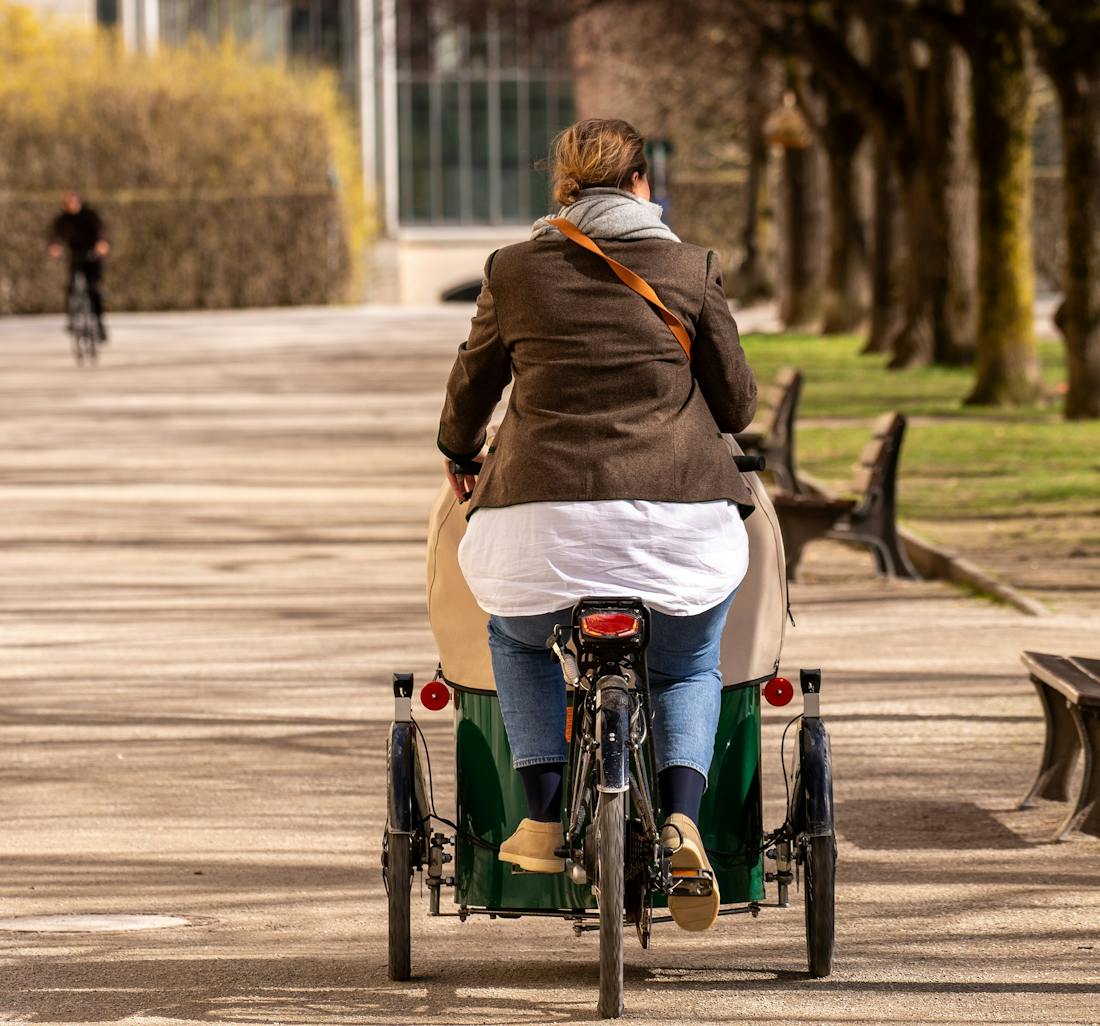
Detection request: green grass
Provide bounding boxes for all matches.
[740,334,1100,545]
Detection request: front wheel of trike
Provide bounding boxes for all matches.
[595,791,625,1018]
[803,833,836,978]
[385,831,413,981]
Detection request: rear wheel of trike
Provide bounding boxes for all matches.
[803,833,836,977]
[595,791,625,1018]
[385,831,413,980]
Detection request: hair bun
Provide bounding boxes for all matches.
[557,175,581,206]
[548,119,647,210]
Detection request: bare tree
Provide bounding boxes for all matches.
[947,0,1042,404]
[791,27,873,334]
[777,93,830,330]
[777,4,977,367]
[1033,1,1100,418]
[735,40,780,304]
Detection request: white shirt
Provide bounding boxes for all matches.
[458,499,749,618]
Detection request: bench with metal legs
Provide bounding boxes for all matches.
[1019,650,1100,841]
[735,367,803,494]
[772,412,920,581]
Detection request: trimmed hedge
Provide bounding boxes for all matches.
[0,3,368,313]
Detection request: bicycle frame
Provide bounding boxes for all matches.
[68,270,98,365]
[552,597,708,902]
[552,599,648,844]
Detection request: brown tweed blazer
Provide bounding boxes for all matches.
[437,234,758,518]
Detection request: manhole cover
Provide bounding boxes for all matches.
[0,914,191,933]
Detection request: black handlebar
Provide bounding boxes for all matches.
[449,459,483,477]
[734,454,765,473]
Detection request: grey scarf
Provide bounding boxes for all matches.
[531,187,680,243]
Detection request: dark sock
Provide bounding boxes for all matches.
[518,763,564,823]
[659,765,707,823]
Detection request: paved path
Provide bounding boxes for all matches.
[0,309,1097,1026]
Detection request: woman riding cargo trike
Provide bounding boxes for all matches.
[382,118,836,1019]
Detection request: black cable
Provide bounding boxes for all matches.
[708,713,802,862]
[412,718,499,852]
[779,713,801,816]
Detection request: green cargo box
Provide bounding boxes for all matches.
[453,683,765,911]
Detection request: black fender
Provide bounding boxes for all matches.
[796,716,834,838]
[388,722,425,836]
[596,677,632,793]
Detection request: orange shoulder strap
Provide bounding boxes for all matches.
[546,217,692,360]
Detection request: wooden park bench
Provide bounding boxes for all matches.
[1019,651,1100,841]
[734,367,802,493]
[771,411,920,581]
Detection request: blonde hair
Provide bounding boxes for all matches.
[548,118,648,207]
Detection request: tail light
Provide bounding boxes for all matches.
[420,679,451,711]
[763,676,794,707]
[580,612,642,639]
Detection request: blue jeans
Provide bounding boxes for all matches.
[487,590,736,779]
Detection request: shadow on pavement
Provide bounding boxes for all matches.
[6,954,1100,1025]
[837,799,1033,850]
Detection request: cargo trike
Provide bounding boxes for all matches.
[383,450,836,1018]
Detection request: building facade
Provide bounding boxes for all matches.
[361,0,574,302]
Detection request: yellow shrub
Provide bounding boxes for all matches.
[0,2,371,312]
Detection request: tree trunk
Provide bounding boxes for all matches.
[804,15,871,334]
[863,20,905,356]
[796,12,972,362]
[889,34,976,367]
[865,140,903,353]
[821,105,870,333]
[965,11,1042,405]
[931,40,978,364]
[1051,56,1100,417]
[887,163,938,367]
[735,46,776,304]
[780,142,828,331]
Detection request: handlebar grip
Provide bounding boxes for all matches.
[734,454,766,473]
[449,459,482,476]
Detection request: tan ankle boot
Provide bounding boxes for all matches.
[498,818,565,874]
[661,813,720,931]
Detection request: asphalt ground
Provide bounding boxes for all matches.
[0,308,1097,1026]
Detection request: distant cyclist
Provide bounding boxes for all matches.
[48,191,110,342]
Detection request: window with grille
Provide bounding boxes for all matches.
[396,0,574,226]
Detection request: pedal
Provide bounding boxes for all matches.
[667,868,714,897]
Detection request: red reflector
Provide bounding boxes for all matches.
[420,679,451,711]
[580,612,642,638]
[763,676,794,707]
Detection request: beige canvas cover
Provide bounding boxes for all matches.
[426,486,496,691]
[426,450,787,693]
[720,460,788,685]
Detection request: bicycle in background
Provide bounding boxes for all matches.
[67,267,99,366]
